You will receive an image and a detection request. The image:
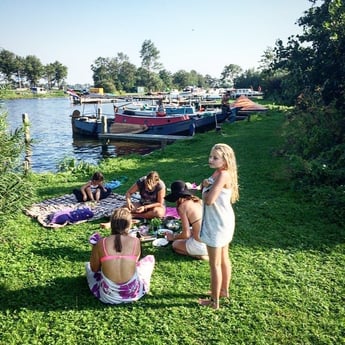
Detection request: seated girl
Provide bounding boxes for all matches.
[74,172,111,202]
[164,180,208,261]
[126,171,166,219]
[85,207,155,304]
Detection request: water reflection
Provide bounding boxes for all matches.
[72,135,160,160]
[2,98,160,173]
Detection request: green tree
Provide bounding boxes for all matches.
[273,0,345,223]
[234,68,262,90]
[24,55,44,86]
[204,74,219,88]
[53,61,68,88]
[45,63,55,89]
[140,40,162,91]
[158,69,173,91]
[0,49,17,84]
[172,69,189,90]
[220,64,242,88]
[91,57,112,89]
[140,39,162,72]
[91,53,137,93]
[114,53,137,92]
[14,56,25,88]
[272,0,345,107]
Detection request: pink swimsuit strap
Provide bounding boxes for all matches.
[100,237,138,262]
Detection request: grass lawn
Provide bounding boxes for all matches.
[0,108,344,345]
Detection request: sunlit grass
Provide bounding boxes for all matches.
[0,109,344,344]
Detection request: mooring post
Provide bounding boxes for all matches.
[101,115,109,155]
[22,113,32,173]
[97,106,102,120]
[101,115,107,134]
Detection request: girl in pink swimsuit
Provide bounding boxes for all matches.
[85,208,155,304]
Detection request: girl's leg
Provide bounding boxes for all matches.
[199,245,222,309]
[131,206,166,220]
[220,244,231,297]
[172,239,188,256]
[94,189,101,202]
[85,187,94,201]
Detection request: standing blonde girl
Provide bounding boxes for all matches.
[198,143,239,309]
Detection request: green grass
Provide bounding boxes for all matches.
[0,110,344,345]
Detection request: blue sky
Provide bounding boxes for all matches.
[0,0,312,85]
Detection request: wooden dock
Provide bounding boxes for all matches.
[98,133,193,147]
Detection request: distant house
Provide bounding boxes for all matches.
[31,87,47,94]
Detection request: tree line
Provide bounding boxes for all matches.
[90,40,271,96]
[0,0,343,224]
[0,49,67,89]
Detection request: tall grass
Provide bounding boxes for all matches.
[0,110,344,345]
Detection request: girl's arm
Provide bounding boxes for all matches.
[89,242,101,272]
[166,204,191,241]
[156,187,166,206]
[126,183,139,210]
[203,170,230,205]
[80,181,91,193]
[175,204,191,239]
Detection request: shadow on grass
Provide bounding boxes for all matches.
[31,246,90,262]
[0,275,201,312]
[30,243,180,264]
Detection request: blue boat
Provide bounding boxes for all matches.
[71,106,235,138]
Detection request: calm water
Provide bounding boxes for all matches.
[2,98,159,173]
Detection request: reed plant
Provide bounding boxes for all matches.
[0,109,344,345]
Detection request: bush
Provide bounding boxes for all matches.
[282,93,345,225]
[0,108,35,221]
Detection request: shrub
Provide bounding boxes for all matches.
[0,108,35,220]
[282,93,345,225]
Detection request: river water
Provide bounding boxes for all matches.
[2,97,159,173]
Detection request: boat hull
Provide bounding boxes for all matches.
[191,110,229,131]
[114,113,195,136]
[71,116,114,137]
[71,108,234,137]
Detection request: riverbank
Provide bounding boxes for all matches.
[0,88,66,100]
[1,109,344,344]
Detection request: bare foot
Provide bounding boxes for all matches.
[198,298,219,310]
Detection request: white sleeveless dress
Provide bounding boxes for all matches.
[200,187,235,247]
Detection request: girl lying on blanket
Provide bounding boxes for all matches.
[73,172,111,202]
[86,207,155,305]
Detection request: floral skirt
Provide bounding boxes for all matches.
[85,255,155,304]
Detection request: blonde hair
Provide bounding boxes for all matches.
[211,143,239,203]
[145,171,160,191]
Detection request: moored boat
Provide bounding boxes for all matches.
[71,110,115,137]
[113,112,195,136]
[71,102,236,138]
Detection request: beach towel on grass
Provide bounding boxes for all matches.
[24,193,127,228]
[24,192,180,229]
